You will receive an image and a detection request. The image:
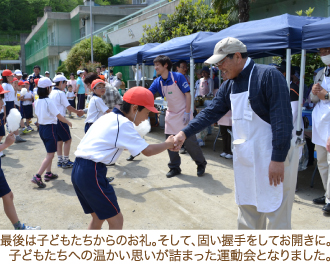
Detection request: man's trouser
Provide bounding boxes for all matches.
[166,134,207,170]
[315,144,330,203]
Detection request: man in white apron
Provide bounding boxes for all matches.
[172,37,297,229]
[149,55,207,178]
[310,47,330,213]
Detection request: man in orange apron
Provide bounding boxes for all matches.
[172,38,296,229]
[149,55,207,178]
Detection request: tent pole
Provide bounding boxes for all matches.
[286,48,291,91]
[136,64,139,86]
[142,62,145,87]
[296,49,306,139]
[190,57,195,112]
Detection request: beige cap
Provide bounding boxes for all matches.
[116,72,122,79]
[205,37,247,65]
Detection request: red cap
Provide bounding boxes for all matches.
[0,84,9,94]
[13,77,18,82]
[24,81,29,85]
[34,78,39,86]
[18,81,24,86]
[91,79,105,90]
[2,69,14,77]
[123,86,158,113]
[98,75,105,81]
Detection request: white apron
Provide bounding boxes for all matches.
[312,77,330,148]
[161,72,193,135]
[230,65,283,213]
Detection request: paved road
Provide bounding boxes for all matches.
[0,116,327,230]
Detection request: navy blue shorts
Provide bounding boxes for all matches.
[0,159,11,198]
[5,101,14,120]
[71,157,120,220]
[68,99,76,109]
[0,113,5,137]
[18,102,24,117]
[22,104,33,119]
[57,120,71,142]
[39,124,58,153]
[84,122,93,133]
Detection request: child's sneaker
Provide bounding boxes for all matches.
[57,161,63,167]
[21,223,41,230]
[44,172,58,182]
[31,175,46,188]
[62,160,74,169]
[106,177,115,183]
[27,126,34,131]
[22,127,32,134]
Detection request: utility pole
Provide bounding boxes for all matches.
[90,0,94,63]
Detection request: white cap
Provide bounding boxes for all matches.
[53,74,68,83]
[38,77,54,88]
[14,70,22,76]
[205,37,247,65]
[45,71,50,74]
[77,70,83,75]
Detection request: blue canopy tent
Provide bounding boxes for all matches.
[108,43,159,67]
[302,16,330,50]
[192,14,322,61]
[108,43,160,87]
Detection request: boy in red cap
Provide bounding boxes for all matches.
[0,84,40,229]
[84,79,110,133]
[72,86,175,230]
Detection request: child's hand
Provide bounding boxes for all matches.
[67,121,73,128]
[4,133,15,147]
[165,135,175,150]
[19,96,24,101]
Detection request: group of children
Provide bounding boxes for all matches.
[0,68,177,230]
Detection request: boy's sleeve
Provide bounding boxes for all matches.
[176,73,190,94]
[116,121,149,157]
[96,97,110,114]
[61,92,71,108]
[149,78,162,96]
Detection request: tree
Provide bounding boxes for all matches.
[212,0,256,22]
[65,36,112,74]
[140,0,229,44]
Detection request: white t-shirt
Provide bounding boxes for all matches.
[35,98,60,125]
[75,111,149,164]
[66,91,76,100]
[85,95,109,124]
[22,91,33,106]
[3,83,16,102]
[14,91,20,106]
[49,88,70,117]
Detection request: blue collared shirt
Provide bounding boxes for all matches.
[149,71,190,97]
[183,59,293,162]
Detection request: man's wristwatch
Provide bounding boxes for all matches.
[325,92,330,100]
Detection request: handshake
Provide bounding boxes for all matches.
[165,131,187,152]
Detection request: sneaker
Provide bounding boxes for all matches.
[197,165,206,177]
[27,126,34,131]
[15,136,27,143]
[44,173,58,182]
[1,154,5,158]
[57,161,63,168]
[31,175,46,188]
[21,224,41,230]
[22,128,32,134]
[69,115,73,118]
[225,154,233,159]
[220,152,227,157]
[62,160,74,169]
[106,177,115,183]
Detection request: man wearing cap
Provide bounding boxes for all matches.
[14,70,23,81]
[173,37,295,229]
[44,71,52,81]
[310,47,330,214]
[149,55,207,178]
[49,75,84,169]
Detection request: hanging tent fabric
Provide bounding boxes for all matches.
[141,32,214,64]
[192,14,322,61]
[302,16,330,50]
[108,43,160,67]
